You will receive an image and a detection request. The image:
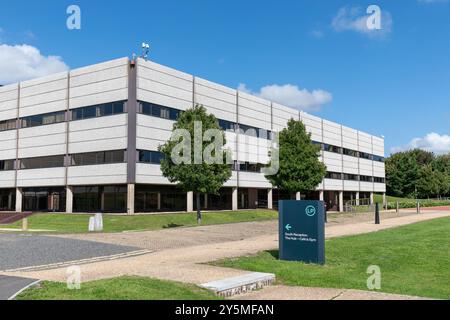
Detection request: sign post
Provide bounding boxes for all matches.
[279,200,325,265]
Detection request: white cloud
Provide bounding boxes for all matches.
[0,44,69,85]
[332,6,392,38]
[392,133,450,155]
[238,83,332,112]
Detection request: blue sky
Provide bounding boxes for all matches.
[1,0,450,155]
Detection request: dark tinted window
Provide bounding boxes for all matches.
[21,111,65,128]
[326,172,343,180]
[373,155,385,162]
[71,150,124,166]
[0,160,15,171]
[139,102,180,121]
[0,119,16,132]
[374,177,385,183]
[20,155,65,169]
[324,144,342,154]
[344,173,359,181]
[72,101,125,121]
[360,175,373,182]
[138,150,165,164]
[343,148,359,157]
[360,152,373,160]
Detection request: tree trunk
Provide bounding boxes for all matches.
[196,193,202,225]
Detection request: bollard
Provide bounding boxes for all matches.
[22,218,28,231]
[375,203,380,225]
[417,202,421,214]
[396,201,399,213]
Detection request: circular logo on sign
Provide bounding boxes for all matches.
[305,205,316,217]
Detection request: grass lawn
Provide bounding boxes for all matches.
[213,217,450,299]
[1,209,277,233]
[16,276,220,300]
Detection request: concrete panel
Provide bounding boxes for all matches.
[18,123,67,158]
[17,168,66,187]
[136,163,172,185]
[67,163,127,185]
[0,84,19,121]
[239,172,271,189]
[0,130,18,160]
[68,114,127,154]
[0,171,16,188]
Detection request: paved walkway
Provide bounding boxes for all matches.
[2,210,448,300]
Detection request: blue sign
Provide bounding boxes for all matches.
[279,200,325,264]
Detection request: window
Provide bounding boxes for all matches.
[374,177,385,183]
[359,152,373,160]
[238,124,258,137]
[21,111,65,128]
[343,173,359,181]
[324,144,342,154]
[343,148,359,158]
[71,150,125,166]
[72,101,125,121]
[20,155,65,170]
[235,161,265,173]
[360,175,373,182]
[312,141,323,148]
[0,119,16,132]
[139,101,180,121]
[326,172,343,180]
[219,119,236,132]
[373,155,385,163]
[138,150,165,164]
[0,160,14,171]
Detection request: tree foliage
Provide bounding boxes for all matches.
[159,105,232,224]
[265,119,326,195]
[386,149,450,199]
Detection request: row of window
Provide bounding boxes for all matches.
[137,101,384,161]
[0,101,126,131]
[318,143,384,163]
[0,150,126,171]
[326,171,386,183]
[138,101,274,140]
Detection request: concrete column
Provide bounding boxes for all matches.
[339,191,344,212]
[157,192,161,211]
[100,191,105,212]
[370,192,374,205]
[319,190,324,202]
[15,188,23,213]
[232,188,238,211]
[356,192,360,206]
[296,192,301,201]
[187,191,194,212]
[66,186,73,214]
[127,184,135,215]
[8,192,13,210]
[267,189,273,210]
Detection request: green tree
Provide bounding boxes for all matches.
[417,164,439,199]
[159,105,232,224]
[265,119,326,197]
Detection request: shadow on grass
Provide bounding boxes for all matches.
[163,223,185,229]
[267,250,279,259]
